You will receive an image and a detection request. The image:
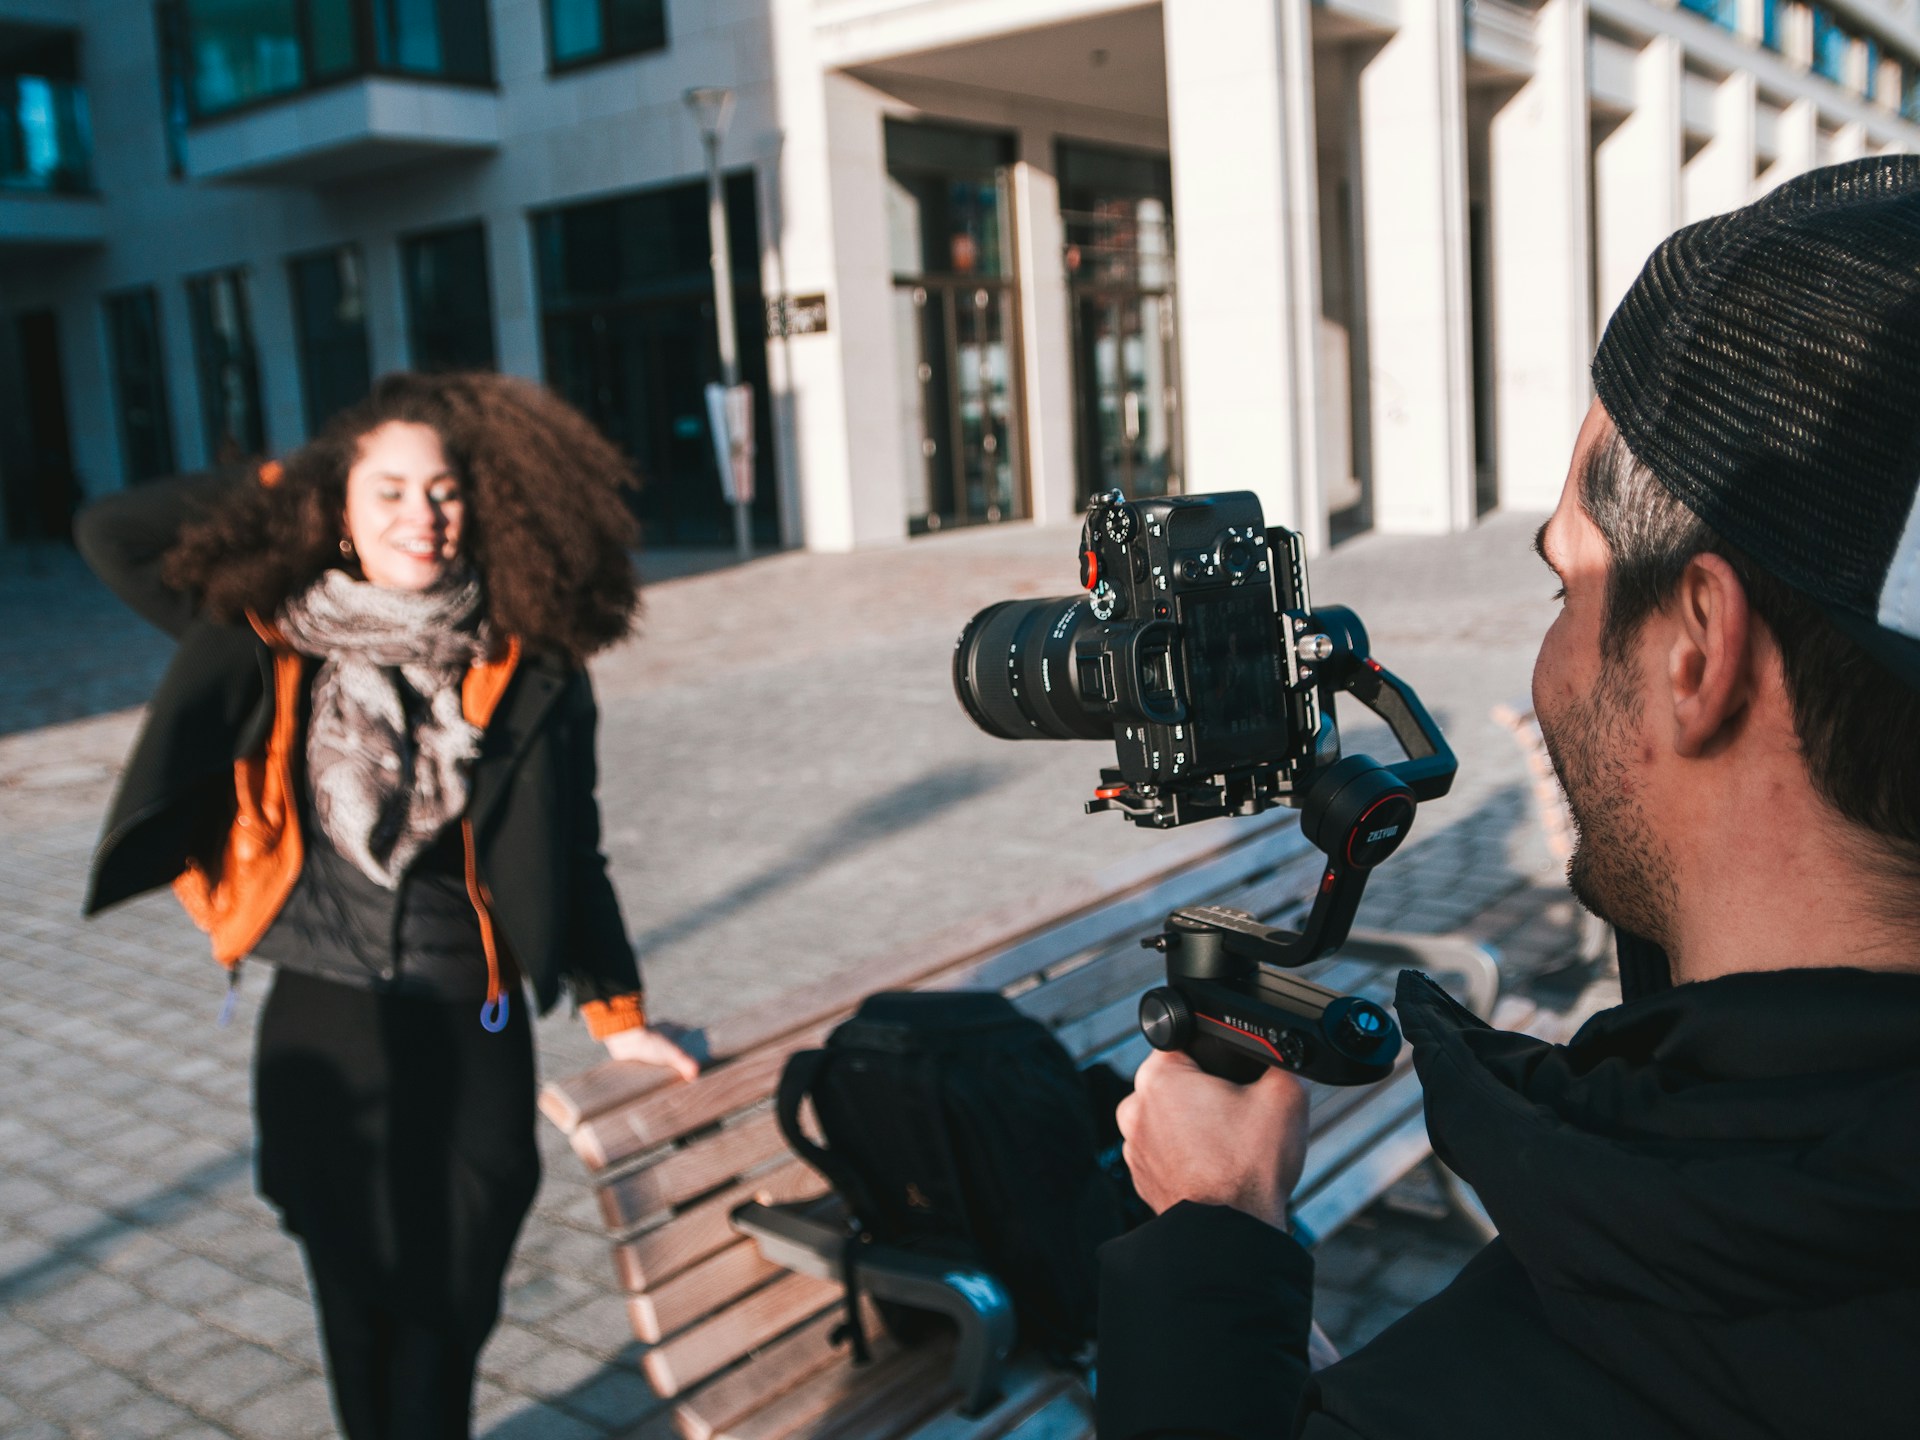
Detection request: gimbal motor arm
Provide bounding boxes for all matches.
[1138,611,1459,1085]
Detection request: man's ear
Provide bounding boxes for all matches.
[1667,553,1753,758]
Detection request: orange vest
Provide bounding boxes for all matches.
[172,617,521,982]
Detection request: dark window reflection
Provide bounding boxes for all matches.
[533,174,775,547]
[188,268,267,463]
[404,223,496,372]
[290,246,372,436]
[105,289,178,483]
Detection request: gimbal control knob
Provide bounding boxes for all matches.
[1139,987,1193,1052]
[1335,1001,1392,1053]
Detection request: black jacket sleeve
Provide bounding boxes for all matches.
[72,470,241,639]
[1098,1202,1316,1440]
[561,669,643,1004]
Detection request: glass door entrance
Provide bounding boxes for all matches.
[1060,143,1180,508]
[885,120,1025,534]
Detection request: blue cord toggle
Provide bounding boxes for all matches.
[480,994,509,1033]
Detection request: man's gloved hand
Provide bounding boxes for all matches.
[1116,1048,1310,1229]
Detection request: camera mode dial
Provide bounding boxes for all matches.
[1104,503,1138,546]
[1090,581,1120,620]
[1215,526,1260,580]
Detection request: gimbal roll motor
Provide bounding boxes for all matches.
[954,489,1457,1087]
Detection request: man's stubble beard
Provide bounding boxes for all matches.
[1537,650,1681,947]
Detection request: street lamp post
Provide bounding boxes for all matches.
[684,85,753,561]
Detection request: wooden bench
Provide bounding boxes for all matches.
[539,810,1511,1440]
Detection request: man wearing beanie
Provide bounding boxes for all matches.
[1097,157,1920,1439]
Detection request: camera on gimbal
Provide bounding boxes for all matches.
[954,489,1458,1087]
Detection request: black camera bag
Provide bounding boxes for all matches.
[774,990,1142,1360]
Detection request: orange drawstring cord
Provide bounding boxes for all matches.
[462,818,508,1032]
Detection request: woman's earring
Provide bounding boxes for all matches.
[339,536,355,558]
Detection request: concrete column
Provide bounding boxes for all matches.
[1355,0,1474,533]
[1488,0,1593,511]
[1593,36,1681,329]
[362,237,409,378]
[767,0,906,550]
[1762,97,1819,189]
[1162,0,1323,547]
[250,260,307,450]
[1683,71,1757,222]
[61,294,117,498]
[157,281,207,471]
[1013,127,1077,528]
[490,205,543,383]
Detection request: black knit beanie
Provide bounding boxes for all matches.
[1591,156,1920,688]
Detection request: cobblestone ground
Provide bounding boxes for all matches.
[0,512,1607,1437]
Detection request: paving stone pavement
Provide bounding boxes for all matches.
[0,511,1609,1437]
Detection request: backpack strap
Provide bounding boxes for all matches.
[775,1048,881,1222]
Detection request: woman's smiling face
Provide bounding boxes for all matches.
[342,421,466,591]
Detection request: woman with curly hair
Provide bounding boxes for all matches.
[77,371,697,1439]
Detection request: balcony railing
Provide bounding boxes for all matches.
[173,0,492,121]
[0,75,92,195]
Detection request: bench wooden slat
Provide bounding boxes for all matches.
[580,1020,839,1171]
[618,1161,824,1292]
[1292,1107,1435,1245]
[542,814,1299,1135]
[601,1110,789,1232]
[632,1238,789,1344]
[1295,1068,1424,1194]
[643,1273,842,1398]
[932,827,1313,999]
[897,1365,1074,1440]
[725,1343,954,1440]
[674,1303,884,1440]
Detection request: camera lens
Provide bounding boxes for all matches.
[953,597,1112,741]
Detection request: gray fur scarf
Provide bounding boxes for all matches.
[278,570,488,888]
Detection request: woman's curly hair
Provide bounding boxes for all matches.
[165,372,641,662]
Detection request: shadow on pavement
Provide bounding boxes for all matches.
[627,760,1005,962]
[0,1149,253,1307]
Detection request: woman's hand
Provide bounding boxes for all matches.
[603,1025,700,1082]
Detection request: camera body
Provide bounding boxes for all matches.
[954,488,1336,828]
[1074,489,1319,814]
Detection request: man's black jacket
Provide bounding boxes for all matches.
[1098,943,1920,1438]
[75,473,643,1013]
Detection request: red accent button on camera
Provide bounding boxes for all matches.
[1082,549,1099,590]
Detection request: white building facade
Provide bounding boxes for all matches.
[2,0,1917,550]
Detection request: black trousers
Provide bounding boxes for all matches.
[255,970,542,1440]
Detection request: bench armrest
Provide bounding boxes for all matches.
[731,1199,1015,1417]
[1340,928,1500,1018]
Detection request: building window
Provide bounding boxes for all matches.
[1864,37,1881,101]
[187,269,266,464]
[1811,8,1849,83]
[403,223,496,371]
[104,289,178,482]
[1761,0,1783,51]
[290,246,372,436]
[173,0,492,119]
[1678,0,1737,31]
[1906,63,1920,122]
[154,4,190,177]
[884,120,1025,533]
[0,25,92,194]
[533,175,775,547]
[546,0,667,69]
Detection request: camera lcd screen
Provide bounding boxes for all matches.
[1180,587,1284,764]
